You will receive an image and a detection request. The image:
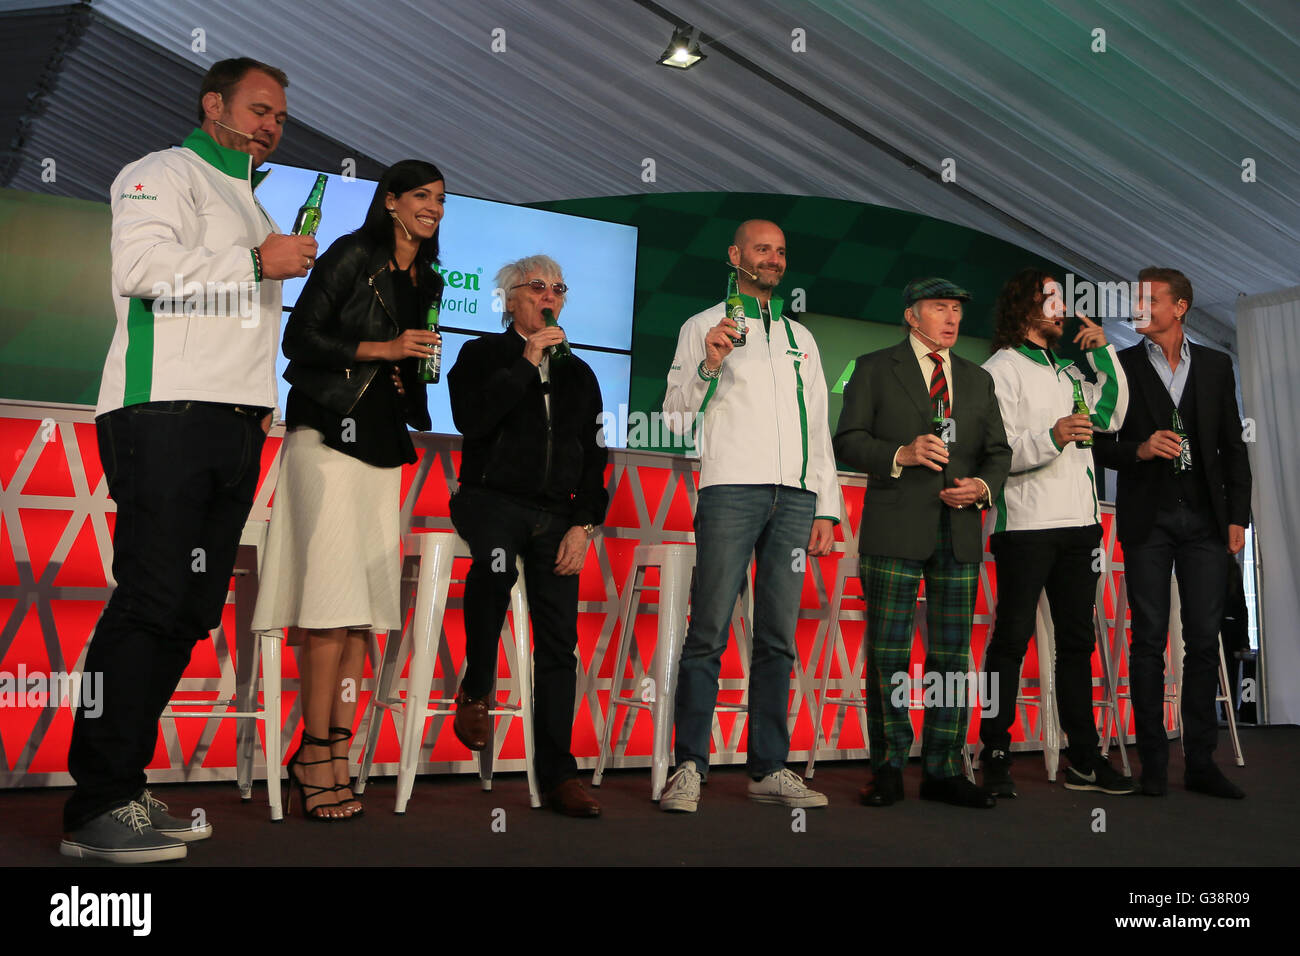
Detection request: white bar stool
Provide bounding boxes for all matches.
[592,543,695,801]
[356,531,540,813]
[592,543,756,800]
[161,518,284,821]
[1091,573,1131,775]
[804,547,867,778]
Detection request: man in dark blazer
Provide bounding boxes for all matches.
[834,278,1011,809]
[1093,267,1251,799]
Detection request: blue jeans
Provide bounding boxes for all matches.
[673,484,815,778]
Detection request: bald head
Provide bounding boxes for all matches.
[728,220,786,302]
[733,219,780,247]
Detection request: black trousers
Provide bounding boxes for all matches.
[65,402,265,831]
[1123,502,1226,773]
[981,524,1103,768]
[449,487,581,793]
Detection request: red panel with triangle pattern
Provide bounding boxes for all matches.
[1,412,1139,784]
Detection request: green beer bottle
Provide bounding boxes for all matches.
[726,271,747,346]
[543,308,571,360]
[420,300,441,384]
[292,174,328,237]
[1071,379,1093,448]
[1172,409,1192,472]
[931,397,949,450]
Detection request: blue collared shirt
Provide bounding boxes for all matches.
[1145,335,1191,405]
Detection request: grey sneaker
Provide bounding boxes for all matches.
[748,768,828,808]
[1064,760,1137,795]
[141,789,212,842]
[660,763,702,812]
[60,801,187,864]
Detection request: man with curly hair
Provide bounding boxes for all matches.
[979,269,1131,797]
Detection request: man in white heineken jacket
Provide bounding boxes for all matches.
[62,58,316,865]
[658,220,839,813]
[977,269,1132,799]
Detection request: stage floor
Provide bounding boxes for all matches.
[3,725,1293,868]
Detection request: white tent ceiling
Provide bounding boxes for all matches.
[14,0,1300,351]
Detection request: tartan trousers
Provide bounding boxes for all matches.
[861,511,978,778]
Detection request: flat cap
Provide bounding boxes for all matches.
[902,277,971,307]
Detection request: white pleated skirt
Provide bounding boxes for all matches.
[251,427,402,634]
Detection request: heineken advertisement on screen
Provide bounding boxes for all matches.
[259,163,638,445]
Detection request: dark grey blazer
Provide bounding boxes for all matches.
[834,337,1011,562]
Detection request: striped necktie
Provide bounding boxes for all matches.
[927,351,949,411]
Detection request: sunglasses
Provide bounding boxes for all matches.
[511,279,568,296]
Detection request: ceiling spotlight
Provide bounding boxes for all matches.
[659,26,705,69]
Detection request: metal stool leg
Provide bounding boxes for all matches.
[395,535,456,814]
[356,624,408,793]
[650,551,693,801]
[1034,593,1061,782]
[261,634,283,821]
[509,559,541,808]
[593,564,642,786]
[1218,637,1246,766]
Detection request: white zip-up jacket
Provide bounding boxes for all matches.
[983,342,1128,532]
[663,297,841,522]
[96,128,282,416]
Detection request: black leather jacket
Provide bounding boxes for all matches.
[447,326,609,528]
[282,232,442,430]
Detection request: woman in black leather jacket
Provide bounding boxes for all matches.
[252,160,445,820]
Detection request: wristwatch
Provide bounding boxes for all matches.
[582,524,595,537]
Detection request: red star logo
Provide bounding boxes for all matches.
[134,183,144,191]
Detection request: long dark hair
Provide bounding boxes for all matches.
[991,268,1055,352]
[355,159,444,272]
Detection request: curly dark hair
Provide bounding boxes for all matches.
[991,268,1056,352]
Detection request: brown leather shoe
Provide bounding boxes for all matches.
[546,778,601,818]
[452,689,491,751]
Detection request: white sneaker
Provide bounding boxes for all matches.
[660,763,702,812]
[749,768,828,808]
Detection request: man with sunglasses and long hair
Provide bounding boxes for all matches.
[447,256,608,817]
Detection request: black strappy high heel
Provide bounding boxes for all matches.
[287,731,347,822]
[330,726,364,818]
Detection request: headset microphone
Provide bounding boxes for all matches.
[214,119,255,140]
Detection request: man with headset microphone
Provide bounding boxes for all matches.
[62,58,315,863]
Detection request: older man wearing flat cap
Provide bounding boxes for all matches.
[834,278,1010,809]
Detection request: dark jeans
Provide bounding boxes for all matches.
[1123,502,1227,773]
[64,402,266,831]
[449,487,581,793]
[980,524,1103,769]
